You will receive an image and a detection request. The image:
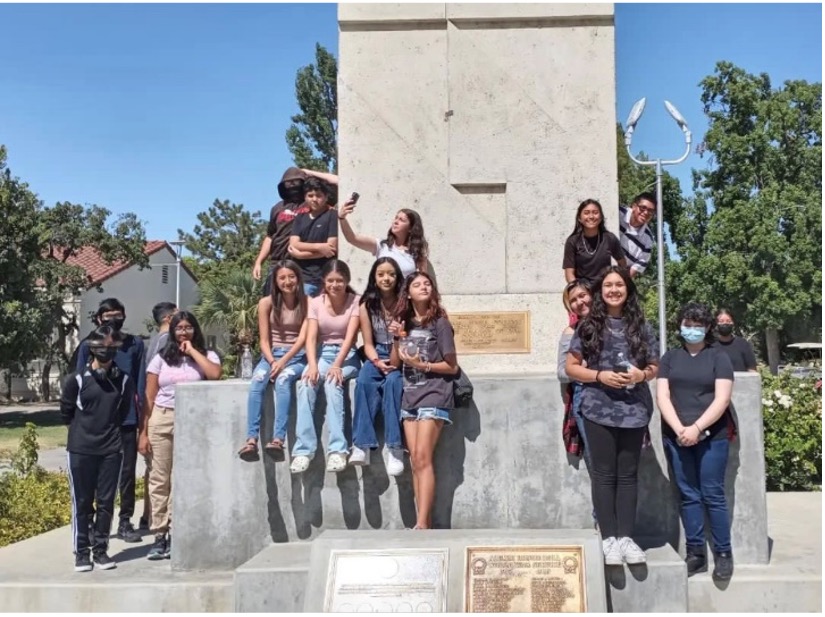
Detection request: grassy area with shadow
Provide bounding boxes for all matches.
[0,409,65,459]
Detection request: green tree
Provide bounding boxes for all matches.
[285,43,338,172]
[0,147,51,390]
[34,202,148,398]
[670,62,822,372]
[193,267,261,377]
[177,199,266,281]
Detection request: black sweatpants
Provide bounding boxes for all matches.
[583,418,646,539]
[68,451,123,555]
[118,426,138,523]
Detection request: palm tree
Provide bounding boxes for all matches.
[194,267,260,359]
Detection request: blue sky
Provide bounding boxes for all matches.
[1,3,821,246]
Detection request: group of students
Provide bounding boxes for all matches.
[240,167,458,534]
[557,203,757,580]
[62,299,222,571]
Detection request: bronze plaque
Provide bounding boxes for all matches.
[324,548,448,612]
[465,545,586,613]
[450,311,531,355]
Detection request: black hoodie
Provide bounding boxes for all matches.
[267,167,308,263]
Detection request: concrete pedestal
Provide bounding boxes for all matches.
[172,374,768,572]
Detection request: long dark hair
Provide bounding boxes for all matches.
[269,260,307,326]
[385,209,428,267]
[396,271,446,330]
[160,311,208,366]
[577,266,649,366]
[567,198,608,241]
[320,259,357,296]
[360,257,403,321]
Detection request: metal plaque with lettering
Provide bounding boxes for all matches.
[464,545,586,613]
[450,311,531,355]
[324,548,449,613]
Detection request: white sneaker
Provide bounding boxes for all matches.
[349,446,370,466]
[326,452,348,473]
[603,537,623,566]
[386,448,405,477]
[618,537,646,564]
[289,455,311,474]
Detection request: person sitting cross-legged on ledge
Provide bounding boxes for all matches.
[565,266,658,566]
[349,257,406,475]
[238,260,309,461]
[657,302,735,581]
[393,272,459,530]
[290,260,362,474]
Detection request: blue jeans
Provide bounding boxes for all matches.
[572,383,591,462]
[352,343,403,449]
[304,282,320,298]
[246,350,307,442]
[663,436,732,553]
[294,345,360,456]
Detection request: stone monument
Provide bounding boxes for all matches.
[337,2,619,375]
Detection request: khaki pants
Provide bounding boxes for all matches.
[147,405,174,534]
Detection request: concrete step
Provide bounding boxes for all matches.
[606,545,688,612]
[234,542,312,612]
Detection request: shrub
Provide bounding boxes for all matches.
[761,370,822,491]
[0,423,146,548]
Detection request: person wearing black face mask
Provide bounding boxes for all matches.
[61,326,134,572]
[713,309,758,372]
[74,298,146,543]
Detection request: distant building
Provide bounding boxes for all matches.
[5,241,202,400]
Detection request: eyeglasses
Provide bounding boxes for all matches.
[174,326,195,333]
[635,205,655,216]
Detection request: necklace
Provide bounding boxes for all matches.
[580,233,601,256]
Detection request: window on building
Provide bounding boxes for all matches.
[162,265,169,284]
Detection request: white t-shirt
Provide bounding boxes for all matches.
[374,240,417,279]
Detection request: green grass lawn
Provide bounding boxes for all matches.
[0,410,66,459]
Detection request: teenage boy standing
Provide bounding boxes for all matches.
[75,298,145,543]
[288,177,338,297]
[619,192,656,278]
[62,325,134,572]
[138,301,177,530]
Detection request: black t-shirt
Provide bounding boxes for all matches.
[290,209,338,286]
[658,345,734,441]
[562,231,624,283]
[713,336,757,372]
[267,201,308,264]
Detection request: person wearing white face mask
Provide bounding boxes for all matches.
[656,302,736,582]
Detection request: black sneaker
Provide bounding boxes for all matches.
[685,548,708,577]
[164,534,172,559]
[93,551,117,570]
[713,551,734,580]
[138,517,149,531]
[74,552,93,572]
[147,534,167,561]
[117,521,142,543]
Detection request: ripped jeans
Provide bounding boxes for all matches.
[245,349,307,442]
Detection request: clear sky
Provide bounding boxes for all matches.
[1,2,821,245]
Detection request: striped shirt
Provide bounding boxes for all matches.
[619,205,655,274]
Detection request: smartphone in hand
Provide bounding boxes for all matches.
[350,192,360,204]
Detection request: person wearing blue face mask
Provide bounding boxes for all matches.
[656,302,736,581]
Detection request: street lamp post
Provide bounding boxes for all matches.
[623,98,692,355]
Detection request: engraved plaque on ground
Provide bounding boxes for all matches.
[465,546,586,613]
[323,548,448,613]
[450,311,531,355]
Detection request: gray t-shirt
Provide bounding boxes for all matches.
[369,311,392,346]
[143,331,169,374]
[569,317,658,429]
[401,316,456,410]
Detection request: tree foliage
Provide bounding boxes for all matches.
[0,146,148,399]
[669,62,822,370]
[177,199,265,281]
[285,43,338,172]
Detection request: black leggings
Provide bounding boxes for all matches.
[583,418,645,539]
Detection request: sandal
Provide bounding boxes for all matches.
[238,440,259,460]
[264,439,284,450]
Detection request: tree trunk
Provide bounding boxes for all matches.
[40,361,52,402]
[765,327,780,375]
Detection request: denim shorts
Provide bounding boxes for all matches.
[400,407,452,425]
